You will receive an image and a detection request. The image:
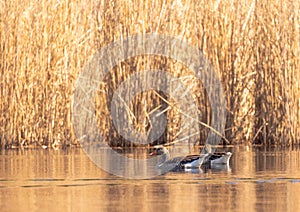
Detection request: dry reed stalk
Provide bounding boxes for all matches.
[0,0,299,148]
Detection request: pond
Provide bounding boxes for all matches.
[1,146,300,211]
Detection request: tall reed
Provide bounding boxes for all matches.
[0,0,299,148]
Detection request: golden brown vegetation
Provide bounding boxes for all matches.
[0,0,299,148]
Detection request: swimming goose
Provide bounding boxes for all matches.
[203,144,232,165]
[149,145,209,170]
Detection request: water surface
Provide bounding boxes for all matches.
[1,146,300,211]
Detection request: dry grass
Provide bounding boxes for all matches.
[0,0,299,148]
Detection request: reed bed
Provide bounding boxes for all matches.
[0,0,299,149]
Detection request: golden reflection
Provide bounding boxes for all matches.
[0,147,300,211]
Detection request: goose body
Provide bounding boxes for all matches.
[204,152,232,165]
[149,146,208,170]
[203,144,232,165]
[180,154,208,169]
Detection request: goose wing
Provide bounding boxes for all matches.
[180,155,201,164]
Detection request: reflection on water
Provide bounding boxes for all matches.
[0,146,300,211]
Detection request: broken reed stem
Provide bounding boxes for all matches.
[154,89,229,144]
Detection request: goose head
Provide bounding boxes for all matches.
[149,145,170,165]
[149,145,169,155]
[204,143,212,154]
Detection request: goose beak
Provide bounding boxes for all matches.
[149,149,157,156]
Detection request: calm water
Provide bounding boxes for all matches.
[1,146,300,212]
